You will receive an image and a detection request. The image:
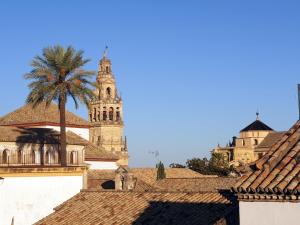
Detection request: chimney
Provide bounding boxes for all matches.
[115,166,136,191]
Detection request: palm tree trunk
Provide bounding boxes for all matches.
[59,95,67,166]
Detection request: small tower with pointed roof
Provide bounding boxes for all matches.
[88,48,128,166]
[233,113,273,163]
[213,112,275,167]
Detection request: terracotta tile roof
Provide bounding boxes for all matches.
[86,169,234,193]
[0,126,86,145]
[87,170,156,191]
[84,143,119,161]
[35,190,238,225]
[0,102,89,127]
[155,177,238,193]
[233,120,300,199]
[129,168,204,186]
[255,131,286,152]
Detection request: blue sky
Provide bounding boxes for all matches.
[0,1,300,167]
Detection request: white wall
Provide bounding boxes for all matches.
[0,175,83,225]
[240,201,300,225]
[86,161,118,170]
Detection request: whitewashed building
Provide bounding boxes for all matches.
[0,102,120,169]
[0,103,119,225]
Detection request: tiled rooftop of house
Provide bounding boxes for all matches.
[87,168,236,193]
[0,102,89,127]
[155,177,238,193]
[233,120,300,200]
[35,190,238,225]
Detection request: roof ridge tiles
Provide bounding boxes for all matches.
[234,120,300,197]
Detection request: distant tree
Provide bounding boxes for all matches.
[186,158,209,174]
[185,153,230,176]
[25,45,96,166]
[210,152,228,168]
[156,161,166,180]
[169,163,186,168]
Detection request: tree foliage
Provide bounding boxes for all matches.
[169,163,186,168]
[25,45,96,165]
[170,153,231,176]
[156,161,166,180]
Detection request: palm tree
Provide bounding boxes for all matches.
[25,45,95,166]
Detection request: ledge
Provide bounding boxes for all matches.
[0,165,88,177]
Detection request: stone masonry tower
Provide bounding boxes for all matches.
[89,49,128,166]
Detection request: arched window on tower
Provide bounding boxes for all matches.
[2,149,9,164]
[254,139,258,146]
[116,111,120,121]
[109,107,114,121]
[93,108,97,121]
[103,107,107,120]
[97,110,101,121]
[106,87,111,98]
[106,66,109,73]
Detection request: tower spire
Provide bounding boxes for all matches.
[256,111,260,120]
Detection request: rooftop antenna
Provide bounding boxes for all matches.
[298,84,300,120]
[148,150,160,161]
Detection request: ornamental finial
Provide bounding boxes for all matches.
[103,46,108,58]
[256,111,259,120]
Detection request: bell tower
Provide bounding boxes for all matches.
[89,48,128,166]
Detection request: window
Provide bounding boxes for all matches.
[70,151,78,165]
[106,87,111,97]
[17,150,22,164]
[116,111,120,121]
[2,149,9,164]
[97,111,101,121]
[93,108,97,121]
[97,136,101,146]
[103,110,107,120]
[106,66,109,73]
[109,107,114,121]
[45,150,55,165]
[32,150,36,164]
[254,139,258,146]
[242,139,245,146]
[45,151,50,164]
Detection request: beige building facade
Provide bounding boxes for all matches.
[213,114,275,166]
[89,52,128,166]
